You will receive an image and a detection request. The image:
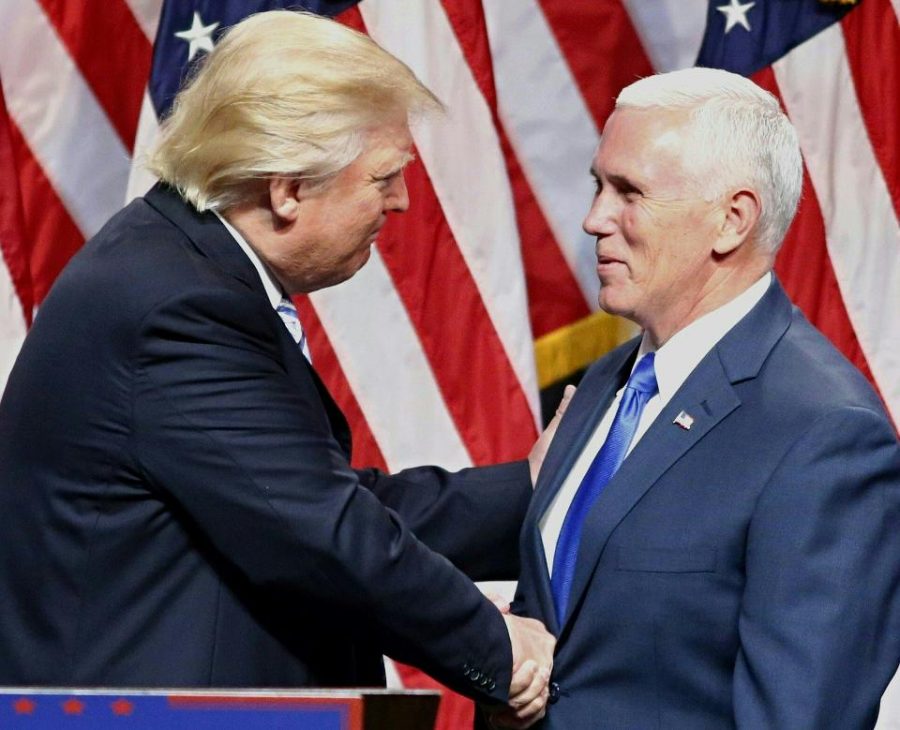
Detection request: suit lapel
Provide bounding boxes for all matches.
[559,352,740,633]
[144,183,265,297]
[143,183,353,457]
[521,340,638,631]
[532,342,638,519]
[306,364,352,454]
[557,278,794,635]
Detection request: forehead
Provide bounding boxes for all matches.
[593,107,693,177]
[359,120,414,169]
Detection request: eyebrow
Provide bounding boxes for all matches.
[596,172,642,193]
[377,151,416,178]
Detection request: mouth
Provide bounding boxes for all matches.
[597,253,626,266]
[596,254,627,280]
[369,220,386,243]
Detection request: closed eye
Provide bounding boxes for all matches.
[373,152,416,187]
[372,170,402,188]
[590,172,642,201]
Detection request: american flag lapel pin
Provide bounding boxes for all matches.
[673,410,694,430]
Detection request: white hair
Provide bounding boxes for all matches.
[616,67,803,255]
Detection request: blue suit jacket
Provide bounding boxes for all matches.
[516,279,900,728]
[0,184,530,701]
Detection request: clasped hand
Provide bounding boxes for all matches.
[489,613,555,728]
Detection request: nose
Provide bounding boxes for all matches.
[385,173,410,213]
[582,188,619,238]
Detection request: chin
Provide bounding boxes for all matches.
[289,268,351,294]
[597,287,622,314]
[598,292,637,322]
[598,274,642,310]
[344,248,372,279]
[331,251,373,289]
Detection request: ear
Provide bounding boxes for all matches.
[268,175,302,223]
[714,188,761,255]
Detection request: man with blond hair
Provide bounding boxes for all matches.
[0,11,554,724]
[503,68,900,728]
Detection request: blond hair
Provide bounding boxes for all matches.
[147,11,441,211]
[616,68,802,255]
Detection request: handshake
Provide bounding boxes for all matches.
[486,609,556,729]
[479,385,572,728]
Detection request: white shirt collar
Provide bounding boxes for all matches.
[636,272,772,401]
[213,210,284,309]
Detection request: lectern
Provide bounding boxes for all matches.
[0,687,440,729]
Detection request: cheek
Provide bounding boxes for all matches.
[620,207,655,253]
[620,207,638,235]
[659,234,709,288]
[357,188,384,214]
[620,213,655,272]
[345,196,381,236]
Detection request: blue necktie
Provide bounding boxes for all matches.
[276,298,311,362]
[550,352,658,624]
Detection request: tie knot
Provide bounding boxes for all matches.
[626,352,658,395]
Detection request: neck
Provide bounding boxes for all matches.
[644,264,771,348]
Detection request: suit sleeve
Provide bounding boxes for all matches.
[734,406,900,728]
[130,286,514,703]
[356,461,531,581]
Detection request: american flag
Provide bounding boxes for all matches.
[0,0,897,727]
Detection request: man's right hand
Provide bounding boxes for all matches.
[495,614,556,728]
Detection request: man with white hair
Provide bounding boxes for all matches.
[502,68,900,728]
[0,10,555,725]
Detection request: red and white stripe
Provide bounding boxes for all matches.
[1,0,897,726]
[0,81,29,384]
[775,19,899,422]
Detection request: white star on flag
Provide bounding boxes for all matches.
[174,12,220,61]
[716,0,756,34]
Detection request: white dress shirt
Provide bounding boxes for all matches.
[213,211,311,361]
[213,211,284,309]
[540,273,772,574]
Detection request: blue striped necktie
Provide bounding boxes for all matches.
[276,298,311,363]
[550,352,658,624]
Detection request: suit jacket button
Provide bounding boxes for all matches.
[548,682,560,704]
[487,679,496,691]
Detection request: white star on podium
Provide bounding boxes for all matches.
[175,12,220,61]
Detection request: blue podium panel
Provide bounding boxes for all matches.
[0,689,363,729]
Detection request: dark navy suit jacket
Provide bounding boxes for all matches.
[0,184,530,701]
[516,279,900,728]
